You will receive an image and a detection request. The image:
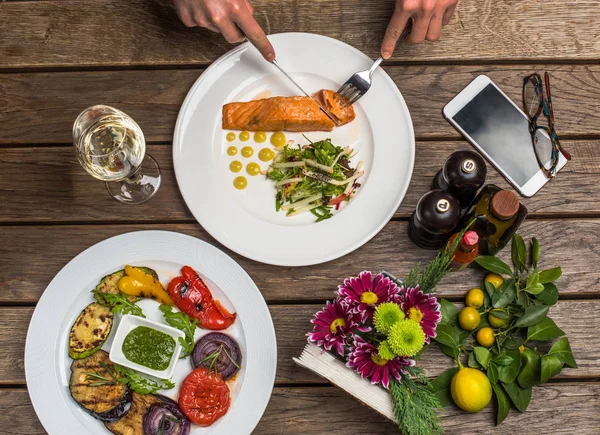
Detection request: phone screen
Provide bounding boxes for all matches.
[452,83,547,187]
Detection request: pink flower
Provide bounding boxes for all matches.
[308,299,365,356]
[347,336,415,389]
[400,286,441,344]
[337,271,400,322]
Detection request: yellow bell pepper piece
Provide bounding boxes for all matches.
[120,265,175,306]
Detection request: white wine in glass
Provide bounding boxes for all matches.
[73,105,161,204]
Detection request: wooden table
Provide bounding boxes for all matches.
[1,0,599,433]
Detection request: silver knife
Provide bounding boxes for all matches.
[245,39,340,126]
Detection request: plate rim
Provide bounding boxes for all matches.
[24,229,277,435]
[173,32,415,266]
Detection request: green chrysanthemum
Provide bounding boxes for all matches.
[373,302,405,334]
[388,319,426,357]
[377,340,396,361]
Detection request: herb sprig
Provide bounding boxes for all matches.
[198,344,240,374]
[390,376,443,435]
[92,290,145,318]
[159,304,199,358]
[83,361,174,394]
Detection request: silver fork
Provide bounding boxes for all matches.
[337,22,413,104]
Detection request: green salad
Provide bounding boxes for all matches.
[266,137,364,222]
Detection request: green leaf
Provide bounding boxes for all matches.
[538,267,562,284]
[492,355,514,366]
[429,367,459,407]
[517,348,541,389]
[504,335,526,350]
[511,234,528,272]
[434,324,459,349]
[438,343,460,359]
[489,309,510,320]
[536,283,559,306]
[531,238,540,267]
[457,328,471,346]
[474,347,491,369]
[492,384,510,425]
[524,282,545,295]
[502,382,532,412]
[541,355,563,383]
[484,280,497,298]
[514,305,549,328]
[492,279,516,308]
[527,317,565,341]
[498,349,521,384]
[526,270,539,289]
[475,256,513,276]
[468,351,481,368]
[487,363,499,384]
[548,337,577,368]
[439,299,459,326]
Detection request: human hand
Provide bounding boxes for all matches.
[173,0,275,61]
[381,0,458,58]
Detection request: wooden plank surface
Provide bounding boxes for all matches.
[2,383,599,434]
[1,139,598,225]
[1,65,599,145]
[1,0,600,69]
[2,219,599,304]
[4,301,597,385]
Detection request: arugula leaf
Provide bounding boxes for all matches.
[93,291,145,318]
[113,364,175,394]
[159,304,199,358]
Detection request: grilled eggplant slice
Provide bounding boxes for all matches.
[105,393,175,434]
[69,302,113,359]
[70,350,132,422]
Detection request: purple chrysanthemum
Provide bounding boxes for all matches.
[337,271,400,321]
[347,335,415,389]
[308,299,365,356]
[400,286,441,343]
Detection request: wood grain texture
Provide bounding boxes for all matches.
[2,65,599,145]
[2,383,599,434]
[4,301,597,384]
[1,0,600,69]
[1,139,598,224]
[2,220,599,304]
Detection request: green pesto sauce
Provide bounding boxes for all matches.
[122,326,175,371]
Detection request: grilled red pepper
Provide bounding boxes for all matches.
[167,266,236,330]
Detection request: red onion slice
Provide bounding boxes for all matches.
[143,400,190,435]
[191,333,242,380]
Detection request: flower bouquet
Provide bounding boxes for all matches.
[295,236,464,435]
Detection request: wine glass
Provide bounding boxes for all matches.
[73,105,161,204]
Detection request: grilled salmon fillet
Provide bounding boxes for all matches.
[222,89,355,132]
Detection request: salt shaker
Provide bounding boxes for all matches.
[432,150,487,207]
[408,190,461,250]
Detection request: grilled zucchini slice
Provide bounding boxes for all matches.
[70,350,133,422]
[69,302,113,359]
[94,268,158,305]
[105,392,164,435]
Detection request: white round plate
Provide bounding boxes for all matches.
[25,230,277,435]
[173,33,415,266]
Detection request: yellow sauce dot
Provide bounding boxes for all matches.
[233,176,248,190]
[246,162,261,176]
[229,160,243,173]
[258,148,276,162]
[270,131,286,147]
[226,132,236,142]
[254,131,267,143]
[239,131,250,142]
[241,146,254,158]
[227,146,238,156]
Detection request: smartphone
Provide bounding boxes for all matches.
[443,75,567,197]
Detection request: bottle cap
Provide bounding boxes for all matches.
[491,190,520,220]
[462,230,479,247]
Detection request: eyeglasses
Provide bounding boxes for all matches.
[522,72,571,178]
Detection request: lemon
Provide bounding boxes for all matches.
[465,288,484,308]
[488,310,509,328]
[519,345,525,353]
[458,307,480,331]
[451,367,492,413]
[485,273,504,289]
[476,327,495,347]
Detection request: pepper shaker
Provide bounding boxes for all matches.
[433,150,487,208]
[408,190,461,250]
